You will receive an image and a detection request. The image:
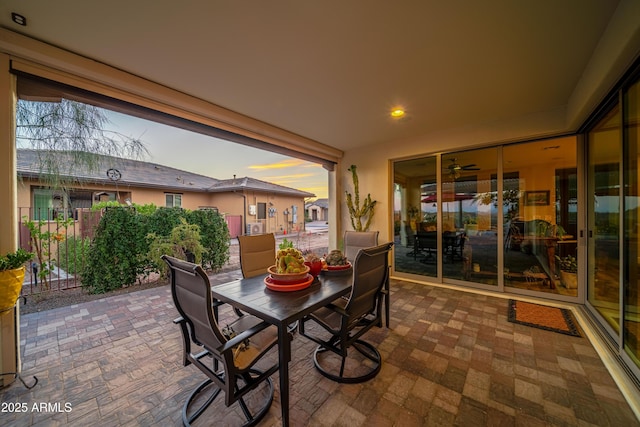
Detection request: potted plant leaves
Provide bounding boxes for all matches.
[0,248,34,311]
[555,254,577,289]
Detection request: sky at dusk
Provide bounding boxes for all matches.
[106,110,328,200]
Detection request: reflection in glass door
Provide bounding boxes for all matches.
[393,156,438,277]
[587,103,621,333]
[624,78,640,369]
[503,138,577,296]
[442,148,498,285]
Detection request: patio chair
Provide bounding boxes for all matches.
[238,233,298,332]
[343,230,393,328]
[343,230,379,262]
[162,255,281,427]
[238,233,276,279]
[299,242,393,383]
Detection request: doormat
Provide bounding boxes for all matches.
[508,300,581,337]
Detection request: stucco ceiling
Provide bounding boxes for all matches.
[0,1,623,154]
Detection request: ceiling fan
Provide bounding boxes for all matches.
[447,158,480,179]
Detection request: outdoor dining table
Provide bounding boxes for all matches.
[210,272,353,427]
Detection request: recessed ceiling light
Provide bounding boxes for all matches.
[11,13,27,26]
[390,108,406,118]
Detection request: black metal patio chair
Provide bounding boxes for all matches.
[299,242,393,383]
[162,255,282,426]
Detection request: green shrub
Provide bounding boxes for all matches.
[81,206,231,293]
[82,206,150,294]
[91,200,121,211]
[57,235,91,275]
[147,207,184,237]
[148,219,205,277]
[187,209,230,271]
[134,203,157,216]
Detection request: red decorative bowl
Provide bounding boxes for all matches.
[304,260,323,278]
[325,262,352,271]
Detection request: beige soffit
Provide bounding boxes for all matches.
[0,28,342,168]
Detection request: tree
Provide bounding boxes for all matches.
[16,99,148,189]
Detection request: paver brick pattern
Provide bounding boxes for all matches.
[2,269,639,425]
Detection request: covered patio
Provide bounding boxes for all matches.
[2,271,638,426]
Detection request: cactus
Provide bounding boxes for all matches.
[345,165,377,232]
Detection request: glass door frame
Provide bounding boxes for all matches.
[393,145,583,302]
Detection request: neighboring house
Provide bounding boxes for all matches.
[16,149,314,237]
[306,198,328,222]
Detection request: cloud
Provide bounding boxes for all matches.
[248,159,310,170]
[264,173,316,182]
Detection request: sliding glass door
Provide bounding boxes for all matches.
[504,138,578,296]
[587,104,621,334]
[442,148,498,285]
[623,77,640,370]
[393,156,439,278]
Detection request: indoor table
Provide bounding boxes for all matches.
[211,272,352,427]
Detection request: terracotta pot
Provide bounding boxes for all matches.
[0,267,25,311]
[267,264,310,282]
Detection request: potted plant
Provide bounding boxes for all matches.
[345,165,377,232]
[463,215,478,236]
[555,254,577,289]
[0,248,34,311]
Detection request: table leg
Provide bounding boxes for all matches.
[278,324,291,426]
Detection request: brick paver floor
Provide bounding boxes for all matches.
[2,272,639,426]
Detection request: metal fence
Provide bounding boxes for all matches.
[18,207,102,296]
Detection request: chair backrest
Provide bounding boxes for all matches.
[162,255,226,354]
[345,242,393,323]
[343,230,379,262]
[237,233,276,278]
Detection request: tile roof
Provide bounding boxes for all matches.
[306,198,328,208]
[208,176,314,198]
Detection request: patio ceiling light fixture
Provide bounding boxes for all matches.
[390,108,406,118]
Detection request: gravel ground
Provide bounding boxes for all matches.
[20,230,329,314]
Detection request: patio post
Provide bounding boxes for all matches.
[0,54,19,387]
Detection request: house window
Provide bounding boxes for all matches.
[166,193,182,207]
[32,188,96,220]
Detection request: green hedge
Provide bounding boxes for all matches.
[81,206,230,294]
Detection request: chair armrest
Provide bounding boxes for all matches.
[218,320,272,353]
[322,302,349,318]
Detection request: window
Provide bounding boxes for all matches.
[165,193,182,207]
[32,188,97,220]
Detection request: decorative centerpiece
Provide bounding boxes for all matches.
[265,247,312,291]
[0,248,34,311]
[322,249,352,274]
